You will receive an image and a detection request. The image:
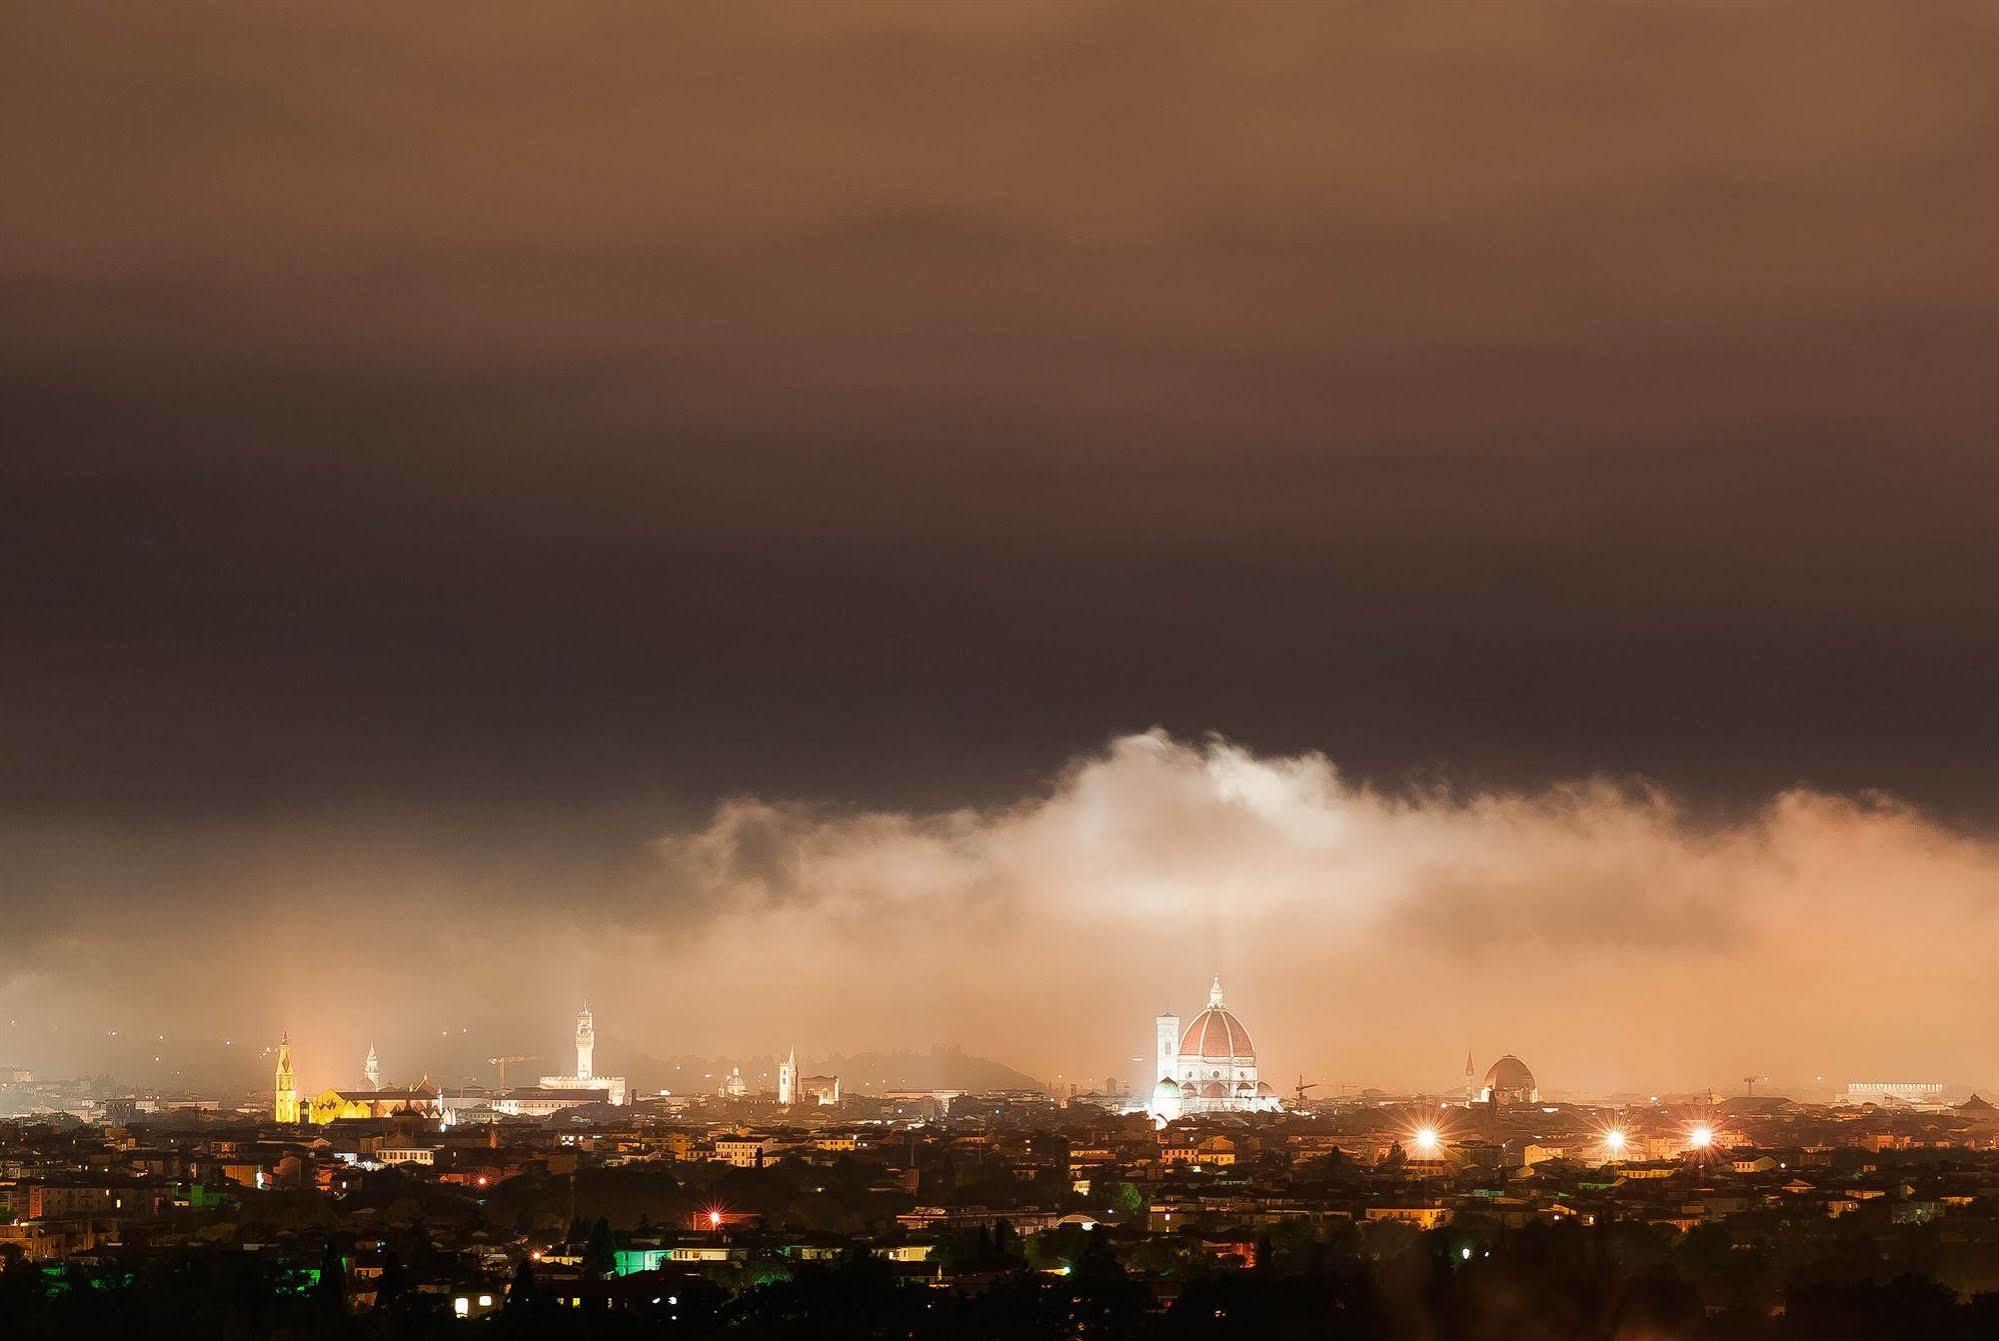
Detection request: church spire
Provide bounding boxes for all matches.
[273,1028,299,1124]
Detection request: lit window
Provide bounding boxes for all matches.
[454,1298,469,1316]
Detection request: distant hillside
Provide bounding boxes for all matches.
[629,1044,1042,1096]
[820,1047,1045,1094]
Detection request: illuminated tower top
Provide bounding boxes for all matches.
[364,1042,381,1091]
[1208,974,1226,1009]
[778,1045,797,1105]
[274,1029,299,1124]
[575,1005,595,1081]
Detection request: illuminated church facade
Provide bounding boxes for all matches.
[1149,976,1281,1120]
[271,1031,441,1124]
[777,1045,842,1106]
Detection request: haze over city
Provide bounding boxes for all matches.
[8,729,1999,1099]
[7,2,1999,1101]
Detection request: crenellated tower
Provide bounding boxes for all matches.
[575,1005,594,1081]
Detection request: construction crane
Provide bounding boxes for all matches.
[1743,1073,1768,1098]
[1292,1075,1320,1109]
[488,1056,536,1090]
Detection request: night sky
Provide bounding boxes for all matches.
[4,4,1998,1095]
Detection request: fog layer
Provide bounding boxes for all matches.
[7,734,1994,1098]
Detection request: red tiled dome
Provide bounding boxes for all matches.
[1180,1006,1254,1061]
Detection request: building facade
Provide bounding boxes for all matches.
[306,1084,442,1124]
[1846,1082,1946,1106]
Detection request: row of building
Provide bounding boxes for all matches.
[264,1008,850,1125]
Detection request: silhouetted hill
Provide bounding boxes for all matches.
[821,1046,1045,1093]
[629,1044,1042,1096]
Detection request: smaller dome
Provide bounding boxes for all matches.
[1254,1081,1277,1096]
[1483,1054,1536,1098]
[1152,1077,1180,1099]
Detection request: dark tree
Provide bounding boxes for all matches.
[584,1215,619,1278]
[376,1246,405,1311]
[499,1255,548,1336]
[312,1236,346,1322]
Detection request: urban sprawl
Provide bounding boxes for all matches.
[3,991,1998,1338]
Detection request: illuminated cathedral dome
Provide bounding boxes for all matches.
[1178,979,1256,1061]
[1149,975,1281,1117]
[1481,1054,1538,1104]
